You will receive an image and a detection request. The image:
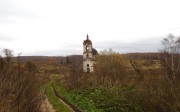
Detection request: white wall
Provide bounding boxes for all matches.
[83,53,93,60]
[83,60,94,72]
[83,43,94,73]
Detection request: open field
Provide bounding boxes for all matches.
[39,54,179,112]
[1,52,179,112]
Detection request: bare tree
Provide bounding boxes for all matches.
[161,34,180,80]
[0,50,43,112]
[3,49,13,64]
[99,48,114,55]
[160,34,180,111]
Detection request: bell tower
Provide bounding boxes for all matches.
[83,34,94,73]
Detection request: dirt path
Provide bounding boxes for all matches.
[40,96,55,112]
[51,86,82,112]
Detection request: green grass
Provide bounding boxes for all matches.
[52,81,142,112]
[50,74,102,112]
[50,74,141,112]
[49,74,142,112]
[45,82,71,112]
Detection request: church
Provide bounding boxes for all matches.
[83,34,98,73]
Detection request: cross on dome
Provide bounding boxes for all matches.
[83,34,92,45]
[87,34,89,40]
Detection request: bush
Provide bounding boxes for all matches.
[0,54,43,112]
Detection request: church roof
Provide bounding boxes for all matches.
[83,34,92,45]
[92,48,98,55]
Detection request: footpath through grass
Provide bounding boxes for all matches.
[53,81,142,112]
[51,74,143,112]
[50,74,101,112]
[45,82,71,112]
[53,82,102,112]
[49,74,143,112]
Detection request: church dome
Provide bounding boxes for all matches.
[83,34,92,45]
[92,48,98,55]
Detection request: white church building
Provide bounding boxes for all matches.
[83,34,98,73]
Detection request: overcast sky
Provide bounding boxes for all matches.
[0,0,180,56]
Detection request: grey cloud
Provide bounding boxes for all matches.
[0,0,35,27]
[94,37,163,53]
[0,35,14,42]
[36,38,163,56]
[23,48,82,56]
[0,0,35,18]
[20,37,163,56]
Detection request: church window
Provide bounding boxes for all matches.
[86,45,89,51]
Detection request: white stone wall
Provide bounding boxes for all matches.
[83,60,94,72]
[83,42,94,73]
[83,53,93,60]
